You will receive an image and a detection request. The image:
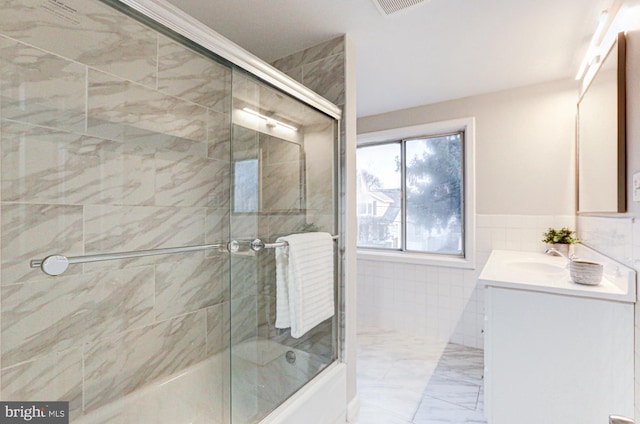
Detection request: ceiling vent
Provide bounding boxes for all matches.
[372,0,426,16]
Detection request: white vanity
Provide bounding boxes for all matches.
[480,247,636,424]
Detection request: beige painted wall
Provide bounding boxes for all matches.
[358,79,579,216]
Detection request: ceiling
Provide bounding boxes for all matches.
[165,0,610,117]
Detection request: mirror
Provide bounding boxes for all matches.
[577,32,626,213]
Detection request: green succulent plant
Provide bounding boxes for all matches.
[542,227,579,245]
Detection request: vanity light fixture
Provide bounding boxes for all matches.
[242,108,298,132]
[575,10,609,81]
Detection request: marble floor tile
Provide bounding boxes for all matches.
[357,400,413,424]
[432,344,484,385]
[412,396,487,424]
[383,359,439,390]
[357,382,424,420]
[422,374,481,412]
[354,326,486,424]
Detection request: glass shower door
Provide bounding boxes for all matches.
[229,69,339,423]
[0,0,234,422]
[0,0,338,422]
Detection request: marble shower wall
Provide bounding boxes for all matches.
[271,36,346,108]
[271,35,346,359]
[271,35,343,236]
[0,0,232,421]
[260,39,344,356]
[228,67,339,422]
[253,124,335,352]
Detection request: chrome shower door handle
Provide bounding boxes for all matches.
[610,415,634,424]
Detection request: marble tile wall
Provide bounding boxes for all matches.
[0,0,158,86]
[260,136,303,212]
[271,36,345,108]
[271,35,346,361]
[357,214,575,349]
[192,41,347,422]
[0,2,344,422]
[231,66,338,339]
[0,0,233,421]
[257,178,334,357]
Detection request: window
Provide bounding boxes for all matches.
[357,118,475,267]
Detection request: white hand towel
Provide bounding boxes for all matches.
[275,232,335,338]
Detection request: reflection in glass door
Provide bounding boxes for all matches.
[229,69,339,423]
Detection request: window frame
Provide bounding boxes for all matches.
[357,118,476,269]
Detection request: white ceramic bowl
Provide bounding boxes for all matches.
[569,260,604,285]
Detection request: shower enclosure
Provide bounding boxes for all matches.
[0,0,341,422]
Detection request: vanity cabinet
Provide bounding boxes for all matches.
[480,249,636,424]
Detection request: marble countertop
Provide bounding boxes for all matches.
[479,248,636,303]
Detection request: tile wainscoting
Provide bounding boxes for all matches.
[357,214,575,349]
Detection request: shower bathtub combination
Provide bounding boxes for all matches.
[0,0,346,423]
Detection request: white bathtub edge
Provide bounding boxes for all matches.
[260,362,347,424]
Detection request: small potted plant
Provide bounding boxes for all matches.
[542,227,579,256]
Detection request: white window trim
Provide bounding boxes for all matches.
[357,117,476,270]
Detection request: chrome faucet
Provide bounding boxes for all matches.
[544,247,577,261]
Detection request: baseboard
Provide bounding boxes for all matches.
[346,395,360,423]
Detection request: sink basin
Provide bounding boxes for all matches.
[479,249,636,303]
[506,260,566,274]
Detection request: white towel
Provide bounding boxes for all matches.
[275,232,335,338]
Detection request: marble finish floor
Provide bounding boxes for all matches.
[354,326,486,424]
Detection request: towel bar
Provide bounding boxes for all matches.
[30,235,340,276]
[249,235,339,251]
[31,243,226,276]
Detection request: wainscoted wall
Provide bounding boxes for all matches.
[0,0,232,420]
[357,214,575,349]
[356,76,578,351]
